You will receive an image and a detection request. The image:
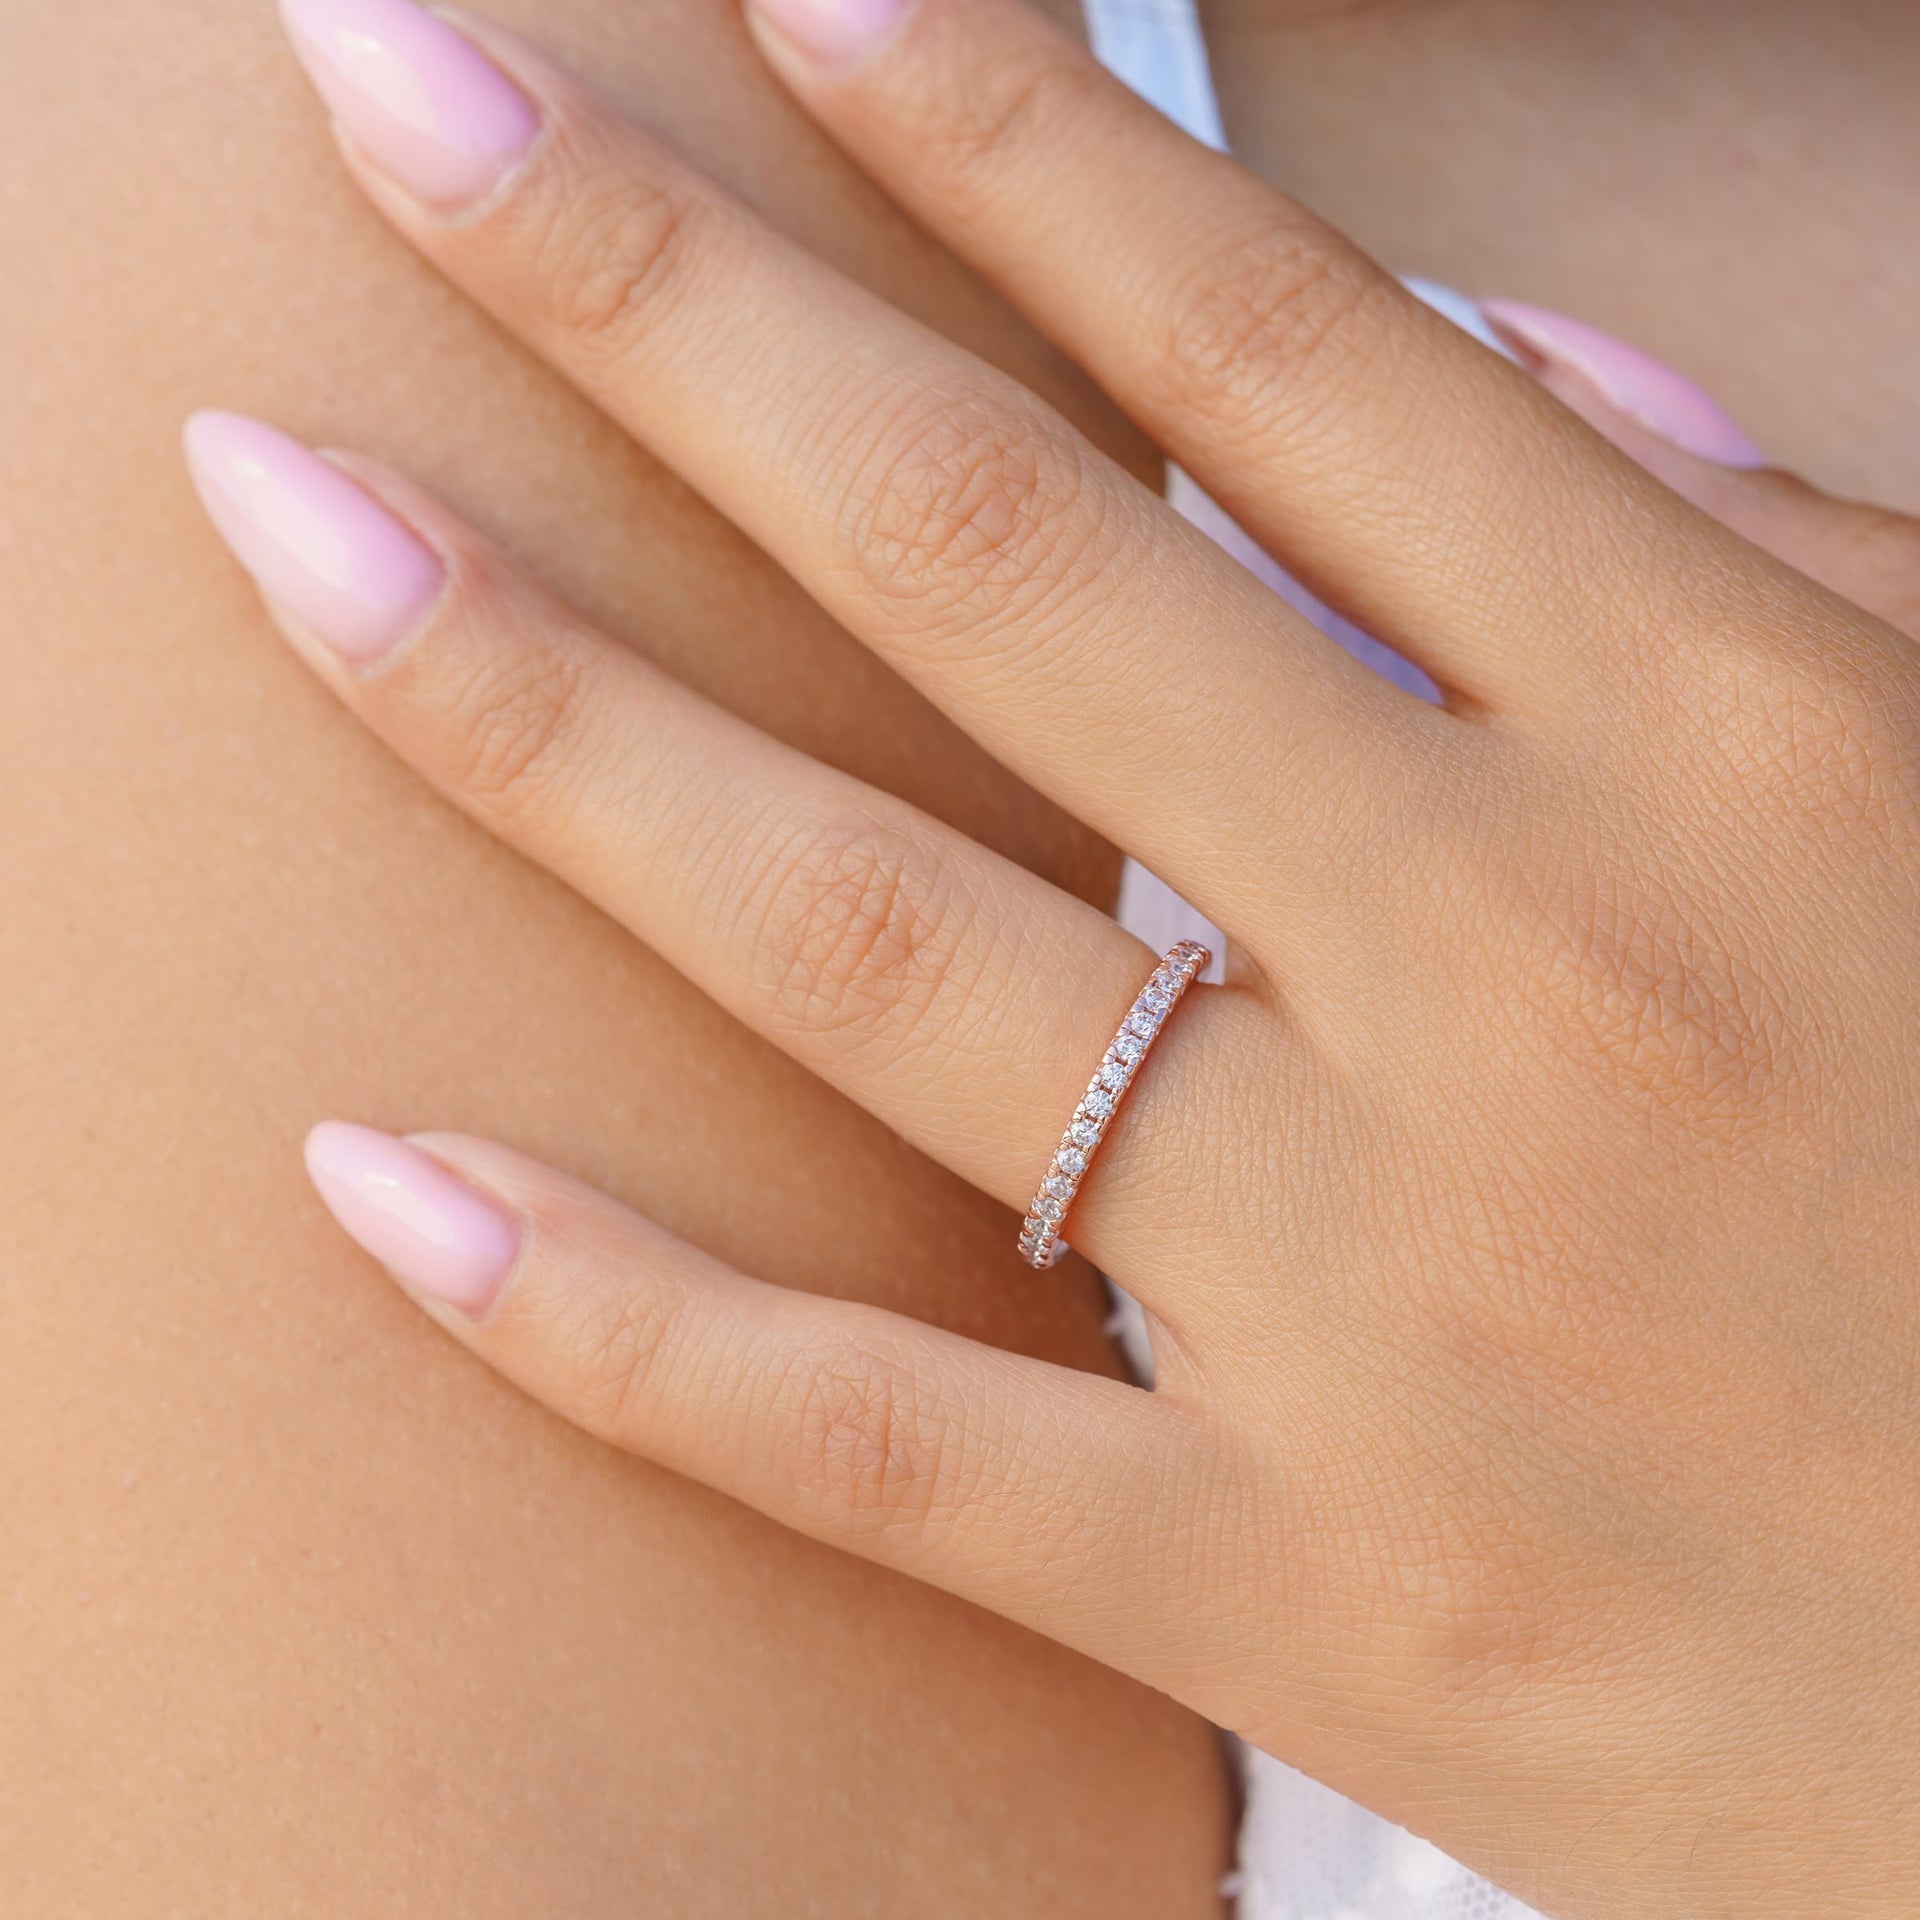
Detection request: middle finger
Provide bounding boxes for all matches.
[274,0,1446,942]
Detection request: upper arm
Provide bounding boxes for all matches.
[0,0,1225,1909]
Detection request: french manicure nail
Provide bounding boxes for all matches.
[183,411,444,662]
[306,1122,521,1316]
[277,0,542,208]
[749,0,912,72]
[1479,300,1765,469]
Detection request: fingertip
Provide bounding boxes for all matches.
[305,1120,522,1317]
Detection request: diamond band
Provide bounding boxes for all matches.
[1019,940,1210,1269]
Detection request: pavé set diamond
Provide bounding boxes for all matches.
[1018,940,1210,1270]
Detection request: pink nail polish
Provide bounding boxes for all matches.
[278,0,541,208]
[749,0,912,72]
[1479,300,1765,469]
[306,1123,520,1316]
[183,411,444,662]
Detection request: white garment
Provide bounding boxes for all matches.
[1080,3,1548,1915]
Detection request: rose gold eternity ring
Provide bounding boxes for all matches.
[1018,940,1211,1270]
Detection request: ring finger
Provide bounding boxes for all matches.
[183,413,1281,1273]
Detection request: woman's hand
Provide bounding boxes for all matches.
[189,0,1920,1910]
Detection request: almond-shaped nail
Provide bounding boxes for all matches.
[278,0,541,208]
[1479,300,1765,469]
[306,1122,520,1316]
[184,411,444,662]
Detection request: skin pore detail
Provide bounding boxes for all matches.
[1201,0,1920,510]
[0,0,1232,1911]
[3,0,1915,1911]
[234,0,1920,1906]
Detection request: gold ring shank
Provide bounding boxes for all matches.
[1019,940,1210,1270]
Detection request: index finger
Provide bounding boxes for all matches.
[744,0,1747,713]
[274,0,1444,943]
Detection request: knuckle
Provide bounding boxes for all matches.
[772,1335,956,1542]
[1147,217,1380,442]
[1765,657,1920,837]
[530,145,708,363]
[1383,1503,1609,1707]
[1513,860,1800,1134]
[1676,627,1920,857]
[842,386,1096,632]
[1299,1377,1629,1711]
[909,47,1098,210]
[560,1283,684,1445]
[747,817,973,1056]
[436,622,598,828]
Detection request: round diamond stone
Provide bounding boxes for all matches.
[1018,945,1211,1268]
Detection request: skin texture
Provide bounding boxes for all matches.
[5,0,1920,1915]
[0,0,1235,1913]
[216,0,1920,1914]
[1204,0,1920,511]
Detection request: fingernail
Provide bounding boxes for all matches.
[748,0,913,72]
[305,1122,520,1316]
[1479,300,1765,469]
[184,411,444,662]
[277,0,541,208]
